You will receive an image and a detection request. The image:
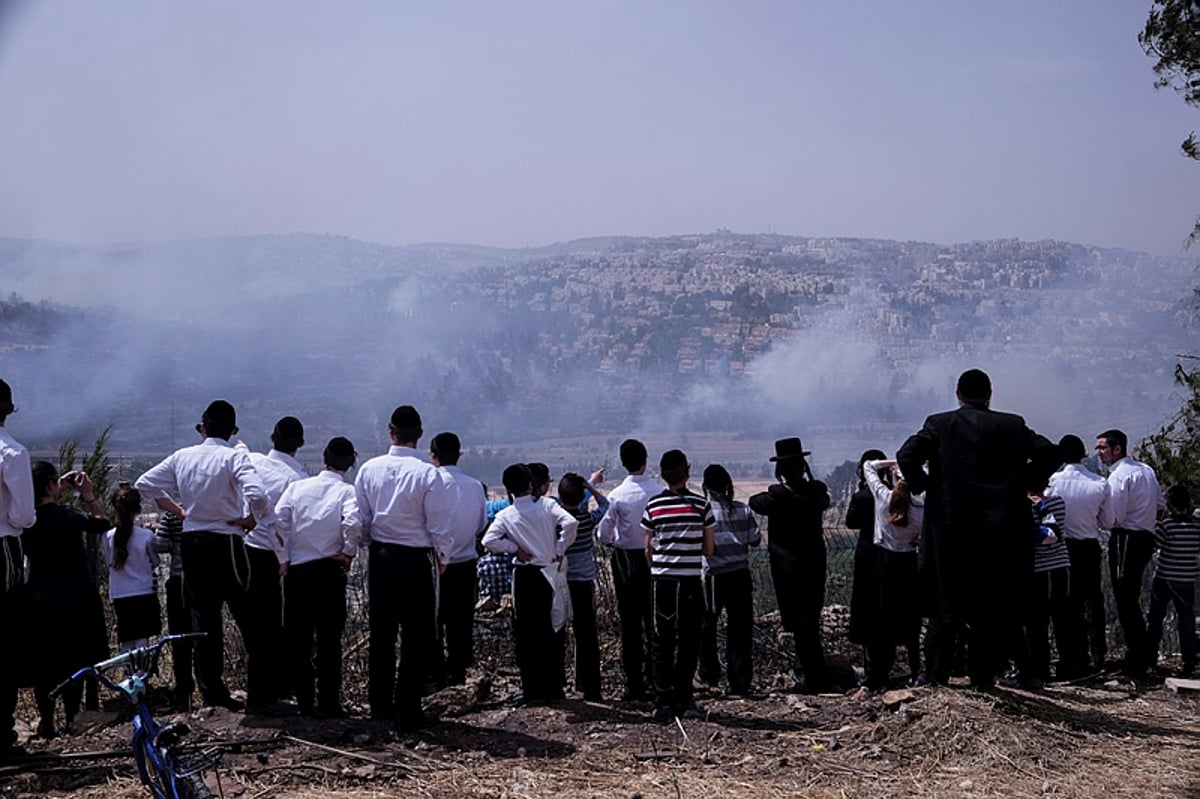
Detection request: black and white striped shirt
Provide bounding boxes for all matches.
[1154,515,1200,582]
[641,488,714,578]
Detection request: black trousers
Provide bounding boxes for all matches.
[165,574,196,707]
[1026,567,1077,681]
[768,543,828,690]
[611,548,654,696]
[1066,538,1107,671]
[568,579,601,697]
[244,544,286,706]
[1147,578,1197,668]
[512,565,565,700]
[651,575,704,710]
[864,550,921,689]
[284,558,347,712]
[698,569,754,694]
[368,542,437,725]
[1108,529,1155,670]
[435,559,477,685]
[181,531,253,705]
[0,537,24,746]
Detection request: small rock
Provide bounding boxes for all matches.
[352,765,376,779]
[959,779,974,790]
[516,746,527,758]
[881,689,915,708]
[1042,780,1051,793]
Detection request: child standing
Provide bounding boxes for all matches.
[103,486,161,652]
[482,464,578,705]
[696,464,760,696]
[642,449,715,722]
[276,437,362,717]
[1147,484,1200,676]
[555,469,608,700]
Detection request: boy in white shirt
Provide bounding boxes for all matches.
[276,437,362,718]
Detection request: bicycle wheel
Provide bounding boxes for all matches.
[172,770,213,799]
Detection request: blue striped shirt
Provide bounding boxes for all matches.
[702,500,760,575]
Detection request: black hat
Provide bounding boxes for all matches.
[389,405,422,430]
[769,437,810,461]
[660,449,689,472]
[273,416,305,443]
[201,400,236,429]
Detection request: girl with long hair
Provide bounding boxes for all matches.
[697,464,761,696]
[102,485,161,652]
[861,459,925,690]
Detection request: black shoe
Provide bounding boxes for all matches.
[676,702,704,719]
[621,687,647,702]
[246,699,297,717]
[651,706,673,724]
[397,712,437,733]
[205,695,245,712]
[36,720,57,740]
[316,705,349,720]
[582,691,603,702]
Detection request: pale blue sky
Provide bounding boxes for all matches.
[0,0,1194,253]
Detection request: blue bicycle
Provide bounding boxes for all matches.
[51,633,219,799]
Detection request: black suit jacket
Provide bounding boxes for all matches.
[896,403,1058,624]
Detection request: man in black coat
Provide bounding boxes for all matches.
[897,369,1058,689]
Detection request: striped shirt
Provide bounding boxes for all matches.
[702,500,760,575]
[1154,515,1200,582]
[1032,495,1070,573]
[641,489,714,578]
[561,495,609,582]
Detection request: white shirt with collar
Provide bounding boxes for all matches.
[354,445,453,564]
[245,449,308,554]
[1045,463,1110,541]
[1104,456,1164,533]
[481,495,578,567]
[135,438,269,535]
[0,427,36,537]
[597,473,661,550]
[276,470,362,567]
[438,465,488,564]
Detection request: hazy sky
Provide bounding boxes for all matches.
[0,0,1194,254]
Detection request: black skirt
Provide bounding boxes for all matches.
[113,593,162,642]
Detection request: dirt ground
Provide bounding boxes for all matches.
[3,665,1199,799]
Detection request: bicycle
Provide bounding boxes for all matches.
[51,633,221,799]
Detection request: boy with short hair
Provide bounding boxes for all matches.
[556,469,608,700]
[642,449,715,722]
[1147,484,1200,677]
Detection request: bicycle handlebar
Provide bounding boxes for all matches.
[49,633,206,699]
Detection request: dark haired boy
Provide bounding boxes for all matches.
[642,449,714,722]
[430,432,487,687]
[598,438,660,700]
[482,464,578,704]
[555,469,608,700]
[1147,485,1200,677]
[276,437,362,717]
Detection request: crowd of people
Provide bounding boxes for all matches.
[0,368,1197,754]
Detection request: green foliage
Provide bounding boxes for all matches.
[1136,362,1200,494]
[1141,0,1200,242]
[57,425,115,516]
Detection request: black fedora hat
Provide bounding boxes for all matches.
[769,437,810,461]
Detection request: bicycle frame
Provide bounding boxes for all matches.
[53,634,214,799]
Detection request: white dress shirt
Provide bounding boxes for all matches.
[1104,456,1164,533]
[354,445,453,563]
[276,470,362,567]
[245,449,308,554]
[597,473,661,550]
[482,495,578,567]
[0,427,35,537]
[862,460,924,553]
[102,526,159,599]
[438,465,488,564]
[1045,463,1110,541]
[135,438,270,535]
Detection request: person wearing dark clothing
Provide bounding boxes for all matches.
[846,449,887,678]
[25,462,110,738]
[897,369,1059,689]
[749,437,832,694]
[555,470,609,700]
[0,379,35,755]
[152,511,197,710]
